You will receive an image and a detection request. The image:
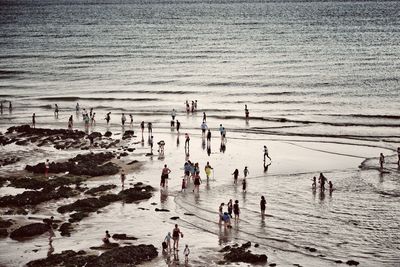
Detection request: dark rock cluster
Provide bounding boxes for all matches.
[220,242,268,264]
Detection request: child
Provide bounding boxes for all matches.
[164,232,172,252]
[312,176,317,190]
[181,178,186,192]
[102,230,111,244]
[184,244,190,262]
[242,177,247,192]
[233,200,240,222]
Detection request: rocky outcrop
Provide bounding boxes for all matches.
[112,233,137,240]
[59,223,73,237]
[25,152,119,177]
[85,184,117,196]
[57,198,109,214]
[122,130,134,140]
[26,245,158,267]
[0,186,78,207]
[118,186,154,203]
[221,242,268,264]
[10,223,49,240]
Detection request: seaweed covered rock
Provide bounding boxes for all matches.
[85,184,117,196]
[25,152,119,177]
[10,223,49,240]
[222,243,268,264]
[26,250,96,267]
[118,185,154,203]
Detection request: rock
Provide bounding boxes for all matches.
[118,186,153,203]
[184,212,195,216]
[10,223,49,240]
[335,260,343,263]
[119,152,128,157]
[9,178,48,189]
[0,186,78,207]
[90,243,120,250]
[112,233,138,240]
[219,246,231,252]
[88,132,102,139]
[85,184,117,196]
[254,243,259,248]
[155,208,170,212]
[104,131,112,137]
[87,244,158,267]
[170,216,179,220]
[26,250,96,267]
[99,194,121,203]
[69,212,90,223]
[57,198,109,213]
[0,157,20,166]
[127,148,135,152]
[59,223,73,237]
[269,263,276,267]
[346,260,359,266]
[0,218,13,228]
[122,130,134,140]
[241,241,251,249]
[25,152,119,177]
[5,207,28,215]
[0,228,8,238]
[223,244,268,264]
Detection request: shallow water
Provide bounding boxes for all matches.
[1,0,400,266]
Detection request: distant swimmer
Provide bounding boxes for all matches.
[379,153,385,169]
[260,196,266,215]
[232,169,239,184]
[121,113,126,126]
[263,145,271,161]
[32,113,36,128]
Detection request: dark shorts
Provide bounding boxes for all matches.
[185,171,190,176]
[202,129,206,133]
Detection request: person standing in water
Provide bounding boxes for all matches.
[54,104,59,118]
[206,129,211,146]
[218,203,224,224]
[176,120,181,133]
[140,121,145,134]
[129,114,133,126]
[171,109,176,120]
[379,153,385,169]
[260,196,266,216]
[76,103,80,112]
[204,161,213,180]
[164,232,172,252]
[68,115,73,129]
[193,172,201,193]
[245,104,249,119]
[202,112,206,122]
[161,164,171,188]
[233,200,240,223]
[200,121,208,137]
[121,113,126,126]
[184,244,190,263]
[32,113,36,128]
[120,170,126,188]
[227,199,233,217]
[102,230,111,244]
[242,177,247,192]
[319,172,327,190]
[243,166,249,178]
[263,145,271,161]
[172,224,183,251]
[147,122,153,135]
[184,133,190,151]
[312,176,317,190]
[232,169,239,184]
[105,112,111,125]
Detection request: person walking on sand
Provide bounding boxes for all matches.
[129,114,133,126]
[161,164,171,188]
[32,113,36,128]
[263,145,271,161]
[202,112,206,122]
[121,113,126,126]
[140,121,145,134]
[184,133,190,151]
[219,124,224,137]
[149,135,154,154]
[184,244,190,263]
[164,232,172,252]
[232,169,239,184]
[243,166,249,178]
[91,112,96,125]
[206,129,211,145]
[233,200,240,223]
[260,196,266,216]
[120,170,126,188]
[379,153,385,169]
[54,104,59,118]
[147,122,153,135]
[204,161,213,180]
[44,159,50,177]
[172,224,183,251]
[68,115,73,129]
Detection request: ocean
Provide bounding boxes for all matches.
[0,0,399,266]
